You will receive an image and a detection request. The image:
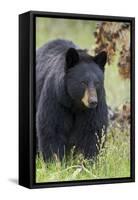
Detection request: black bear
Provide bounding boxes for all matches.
[36,39,108,161]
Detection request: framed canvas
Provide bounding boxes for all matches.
[19,11,135,189]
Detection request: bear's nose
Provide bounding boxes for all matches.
[88,97,98,108]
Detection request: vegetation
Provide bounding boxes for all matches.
[36,124,130,183]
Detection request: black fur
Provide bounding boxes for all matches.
[36,39,108,160]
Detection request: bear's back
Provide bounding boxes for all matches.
[36,39,77,107]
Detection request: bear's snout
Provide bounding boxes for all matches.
[88,88,98,108]
[88,95,98,108]
[81,87,98,108]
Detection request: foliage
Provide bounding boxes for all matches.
[92,22,130,79]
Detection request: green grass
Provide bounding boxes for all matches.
[36,125,130,183]
[105,60,130,109]
[36,18,96,49]
[35,18,131,183]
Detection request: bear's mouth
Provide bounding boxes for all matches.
[88,101,97,109]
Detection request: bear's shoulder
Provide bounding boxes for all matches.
[37,39,77,57]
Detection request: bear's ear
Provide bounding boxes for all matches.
[93,51,107,72]
[66,48,79,69]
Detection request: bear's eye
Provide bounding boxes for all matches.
[81,81,87,87]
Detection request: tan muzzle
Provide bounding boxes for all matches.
[81,87,98,108]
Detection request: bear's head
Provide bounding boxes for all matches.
[65,48,107,109]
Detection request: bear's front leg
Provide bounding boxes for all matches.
[36,96,66,161]
[36,114,66,161]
